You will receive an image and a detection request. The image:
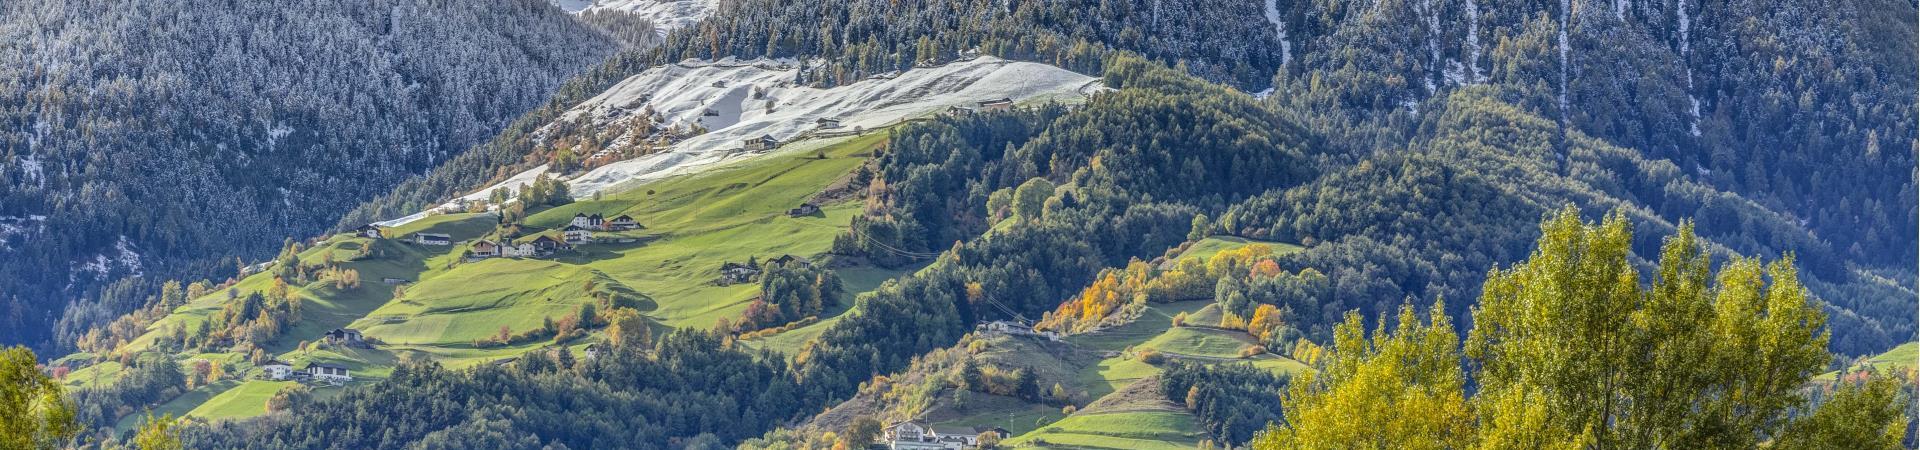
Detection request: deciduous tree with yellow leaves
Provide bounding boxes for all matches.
[1254,207,1907,449]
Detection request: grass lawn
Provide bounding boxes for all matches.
[1864,342,1917,369]
[1009,411,1203,450]
[1817,341,1917,381]
[932,396,1068,436]
[1140,327,1258,359]
[60,361,123,389]
[1071,357,1162,401]
[115,379,240,431]
[188,380,296,421]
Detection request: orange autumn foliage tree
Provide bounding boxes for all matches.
[1038,244,1286,334]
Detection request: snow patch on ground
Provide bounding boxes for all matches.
[1677,0,1701,136]
[1264,0,1291,66]
[114,236,143,276]
[266,122,294,151]
[1556,0,1570,116]
[1464,0,1484,83]
[18,154,44,186]
[68,235,143,286]
[376,57,1097,227]
[0,215,47,248]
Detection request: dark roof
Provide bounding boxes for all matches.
[612,215,634,221]
[564,225,590,232]
[978,97,1014,106]
[574,213,587,217]
[589,213,603,220]
[532,235,562,243]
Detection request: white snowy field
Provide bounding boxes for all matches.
[565,56,1097,195]
[377,57,1098,227]
[551,0,716,35]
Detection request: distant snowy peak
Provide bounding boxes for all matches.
[552,0,716,33]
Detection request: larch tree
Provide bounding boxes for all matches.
[1252,302,1475,449]
[1254,206,1900,449]
[0,346,76,450]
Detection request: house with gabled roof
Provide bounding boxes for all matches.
[414,233,452,246]
[324,328,367,348]
[607,215,640,231]
[306,362,351,383]
[471,239,500,258]
[356,224,385,239]
[502,241,535,258]
[531,234,567,253]
[563,225,594,244]
[883,420,979,450]
[570,213,606,229]
[261,359,294,380]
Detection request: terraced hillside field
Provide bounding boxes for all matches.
[65,132,915,428]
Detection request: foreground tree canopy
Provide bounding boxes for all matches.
[1255,207,1909,449]
[0,346,75,450]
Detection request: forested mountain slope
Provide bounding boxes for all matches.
[0,0,617,350]
[1270,0,1916,268]
[15,0,1912,447]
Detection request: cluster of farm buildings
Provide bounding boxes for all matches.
[355,212,643,262]
[258,328,369,385]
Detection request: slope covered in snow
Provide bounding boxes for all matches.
[380,56,1099,227]
[552,0,716,34]
[567,56,1097,195]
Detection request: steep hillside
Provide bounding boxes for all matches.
[57,131,905,434]
[54,54,1103,434]
[0,0,618,350]
[19,0,1912,446]
[1268,0,1917,269]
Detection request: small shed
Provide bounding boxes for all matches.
[415,233,452,246]
[786,203,820,217]
[743,135,780,152]
[976,98,1014,112]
